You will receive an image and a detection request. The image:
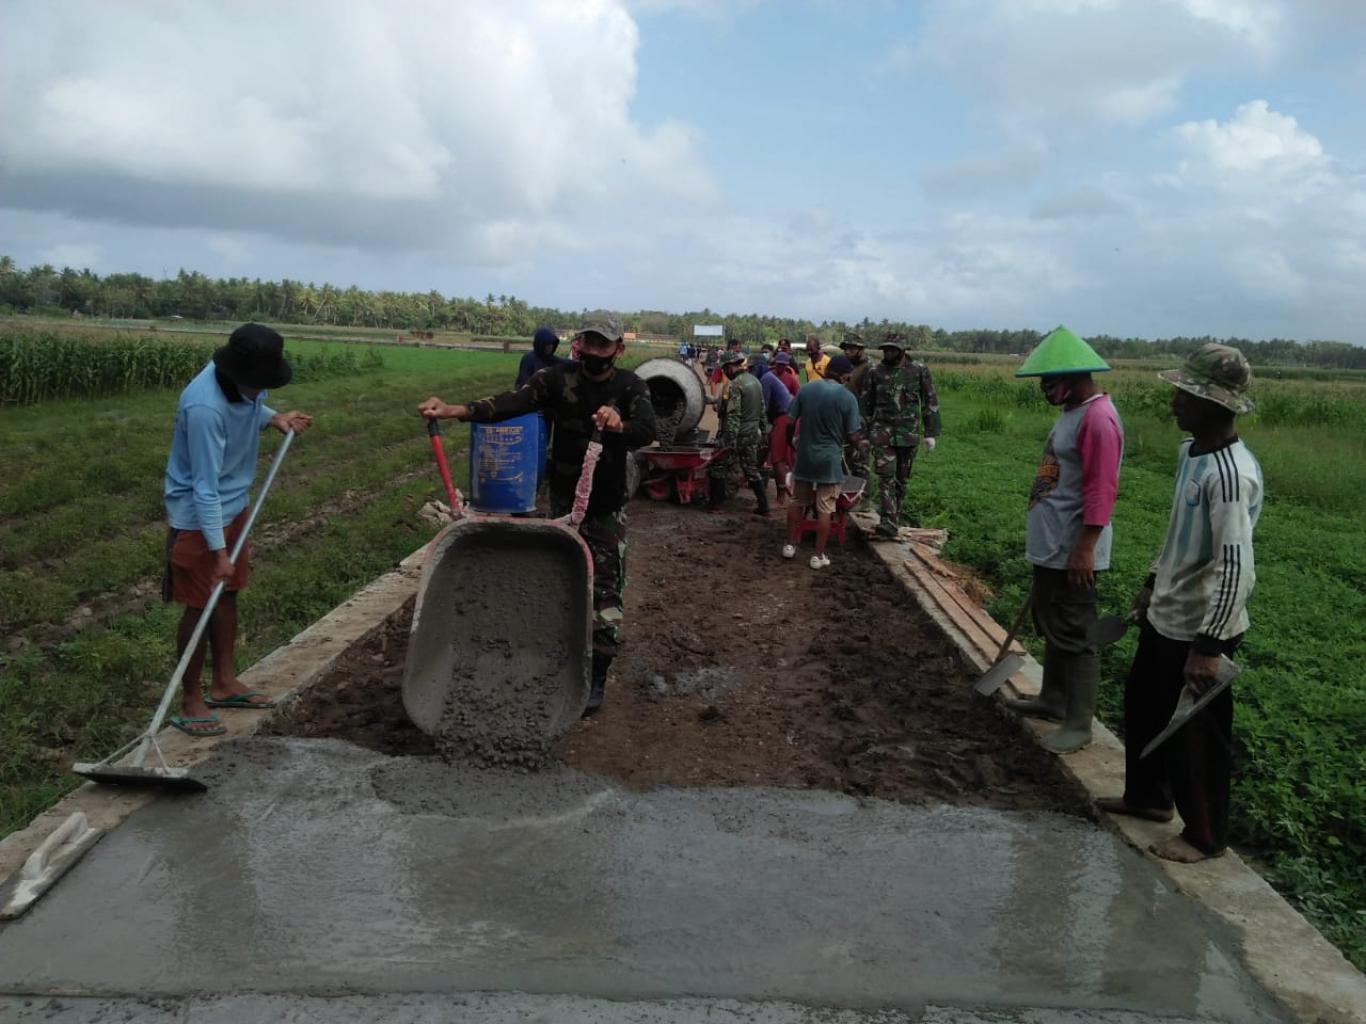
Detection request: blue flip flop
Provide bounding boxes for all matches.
[169,714,226,737]
[205,690,277,710]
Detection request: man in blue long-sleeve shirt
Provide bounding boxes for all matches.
[163,323,311,736]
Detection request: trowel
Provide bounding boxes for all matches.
[1139,656,1241,760]
[974,594,1031,696]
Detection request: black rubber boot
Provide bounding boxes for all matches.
[584,652,610,717]
[1003,647,1066,721]
[1042,652,1098,754]
[750,481,770,516]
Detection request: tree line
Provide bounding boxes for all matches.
[2,256,1362,369]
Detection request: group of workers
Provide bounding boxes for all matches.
[163,315,1260,866]
[704,332,942,552]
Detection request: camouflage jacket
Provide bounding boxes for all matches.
[721,371,765,438]
[860,359,942,446]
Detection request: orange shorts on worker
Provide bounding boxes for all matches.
[165,507,251,608]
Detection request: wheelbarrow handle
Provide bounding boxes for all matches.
[426,418,465,518]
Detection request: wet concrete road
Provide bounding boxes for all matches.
[0,738,1286,1023]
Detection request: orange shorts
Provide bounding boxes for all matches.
[165,508,251,608]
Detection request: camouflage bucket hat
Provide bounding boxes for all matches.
[841,331,865,348]
[576,310,624,343]
[880,333,907,352]
[1158,343,1255,414]
[721,350,747,366]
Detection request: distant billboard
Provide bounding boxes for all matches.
[693,324,724,337]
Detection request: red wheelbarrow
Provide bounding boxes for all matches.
[640,444,727,504]
[797,474,866,547]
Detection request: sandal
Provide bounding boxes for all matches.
[169,714,226,737]
[205,690,277,710]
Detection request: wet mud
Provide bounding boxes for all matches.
[270,499,1089,815]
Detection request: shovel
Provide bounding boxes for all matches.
[974,593,1031,696]
[1087,612,1133,646]
[73,430,296,791]
[401,417,605,746]
[1140,656,1241,760]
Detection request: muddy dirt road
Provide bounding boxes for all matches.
[270,498,1087,815]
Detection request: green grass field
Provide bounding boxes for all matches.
[899,363,1366,968]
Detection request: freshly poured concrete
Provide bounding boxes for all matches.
[0,738,1286,1023]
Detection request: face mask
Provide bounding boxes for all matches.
[1041,379,1072,406]
[581,353,615,375]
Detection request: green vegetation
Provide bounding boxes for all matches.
[902,361,1366,968]
[0,328,383,405]
[0,335,523,834]
[4,254,1364,366]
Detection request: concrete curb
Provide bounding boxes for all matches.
[853,511,1366,1024]
[0,549,426,883]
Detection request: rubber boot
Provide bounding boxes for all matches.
[750,480,770,516]
[1042,653,1098,754]
[1003,647,1066,721]
[584,652,610,717]
[707,477,727,511]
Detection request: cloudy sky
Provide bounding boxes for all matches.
[2,0,1364,340]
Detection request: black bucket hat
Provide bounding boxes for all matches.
[213,323,292,389]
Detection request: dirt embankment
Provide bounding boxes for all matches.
[267,498,1088,815]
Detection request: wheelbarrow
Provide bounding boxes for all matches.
[402,419,599,762]
[640,443,727,504]
[797,474,866,547]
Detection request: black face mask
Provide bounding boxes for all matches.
[581,353,615,376]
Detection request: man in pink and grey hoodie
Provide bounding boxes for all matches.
[1007,326,1124,754]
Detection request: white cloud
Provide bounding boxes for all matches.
[0,0,717,254]
[1174,99,1324,176]
[39,241,103,270]
[900,0,1286,137]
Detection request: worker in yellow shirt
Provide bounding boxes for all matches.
[803,335,830,382]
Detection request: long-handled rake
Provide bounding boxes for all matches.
[72,431,296,792]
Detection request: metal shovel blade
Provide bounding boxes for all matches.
[70,762,207,792]
[1087,614,1131,646]
[1139,657,1241,760]
[974,653,1024,696]
[402,518,593,755]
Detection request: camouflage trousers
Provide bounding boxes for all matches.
[872,443,918,527]
[844,440,869,482]
[709,428,765,499]
[550,495,628,657]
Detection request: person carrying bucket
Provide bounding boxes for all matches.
[1008,326,1124,754]
[418,311,657,716]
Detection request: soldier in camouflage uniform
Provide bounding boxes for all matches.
[418,311,657,716]
[708,350,770,515]
[840,332,871,484]
[861,334,942,537]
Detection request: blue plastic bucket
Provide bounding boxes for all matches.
[536,414,548,487]
[470,413,540,513]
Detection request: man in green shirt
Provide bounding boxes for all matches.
[708,350,768,515]
[782,356,862,569]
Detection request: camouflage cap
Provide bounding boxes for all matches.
[880,333,907,352]
[576,310,624,343]
[1158,343,1254,414]
[841,331,865,348]
[721,350,747,366]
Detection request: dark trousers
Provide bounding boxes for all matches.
[1031,566,1100,698]
[1123,620,1239,855]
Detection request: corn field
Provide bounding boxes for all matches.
[0,329,383,405]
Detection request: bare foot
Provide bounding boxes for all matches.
[1149,835,1219,863]
[1095,796,1175,823]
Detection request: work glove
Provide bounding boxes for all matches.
[923,437,937,453]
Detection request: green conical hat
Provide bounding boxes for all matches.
[1014,326,1110,378]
